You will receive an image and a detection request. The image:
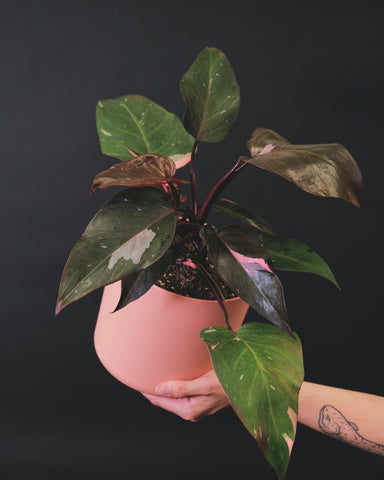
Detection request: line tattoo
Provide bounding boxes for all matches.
[318,405,384,456]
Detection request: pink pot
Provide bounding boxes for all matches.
[94,283,249,394]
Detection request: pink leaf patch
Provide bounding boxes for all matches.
[230,249,272,274]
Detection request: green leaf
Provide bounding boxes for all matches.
[213,198,273,234]
[200,225,290,334]
[180,47,240,142]
[243,128,364,209]
[113,249,173,312]
[217,225,269,259]
[96,95,194,162]
[259,233,339,288]
[56,188,178,313]
[89,154,188,194]
[200,323,304,480]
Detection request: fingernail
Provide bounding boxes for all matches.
[155,384,171,396]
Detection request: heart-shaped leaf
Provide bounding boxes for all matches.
[213,198,273,234]
[89,154,188,194]
[243,128,364,209]
[258,233,339,288]
[96,95,194,162]
[113,249,173,312]
[200,225,290,334]
[200,323,304,480]
[180,47,240,142]
[56,188,178,313]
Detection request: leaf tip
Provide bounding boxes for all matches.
[124,146,139,156]
[55,301,63,316]
[325,269,340,291]
[357,196,364,211]
[111,298,126,314]
[85,187,96,196]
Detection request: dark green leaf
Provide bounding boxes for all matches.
[200,323,304,480]
[56,188,178,313]
[243,128,364,209]
[259,233,339,288]
[114,249,173,312]
[96,95,194,162]
[213,198,273,234]
[89,154,188,194]
[217,225,269,259]
[180,47,240,142]
[200,225,290,334]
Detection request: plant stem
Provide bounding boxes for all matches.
[178,259,232,331]
[198,158,248,224]
[189,141,199,216]
[174,232,195,246]
[193,261,232,331]
[163,182,180,209]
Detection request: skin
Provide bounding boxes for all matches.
[142,370,384,455]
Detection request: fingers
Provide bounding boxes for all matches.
[154,379,207,398]
[155,369,223,398]
[142,393,210,422]
[141,369,230,422]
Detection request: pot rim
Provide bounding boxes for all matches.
[150,283,242,304]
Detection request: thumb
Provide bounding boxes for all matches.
[155,372,214,398]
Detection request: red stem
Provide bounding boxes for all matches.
[162,182,180,209]
[198,159,248,224]
[179,259,232,330]
[189,141,199,216]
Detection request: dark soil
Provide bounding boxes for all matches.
[155,239,236,300]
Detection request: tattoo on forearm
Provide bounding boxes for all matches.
[318,405,384,456]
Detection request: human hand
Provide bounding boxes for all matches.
[142,369,229,422]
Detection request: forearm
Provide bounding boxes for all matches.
[298,381,384,455]
[145,372,384,456]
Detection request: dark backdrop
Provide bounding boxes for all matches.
[1,1,383,479]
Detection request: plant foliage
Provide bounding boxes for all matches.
[56,47,364,478]
[201,323,304,479]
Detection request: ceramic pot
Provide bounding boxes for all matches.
[94,282,249,394]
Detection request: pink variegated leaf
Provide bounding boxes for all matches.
[89,154,188,194]
[200,224,290,334]
[242,128,363,209]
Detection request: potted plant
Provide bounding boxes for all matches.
[56,47,364,479]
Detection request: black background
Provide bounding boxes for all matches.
[1,1,383,479]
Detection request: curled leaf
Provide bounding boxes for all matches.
[89,154,188,194]
[243,128,364,209]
